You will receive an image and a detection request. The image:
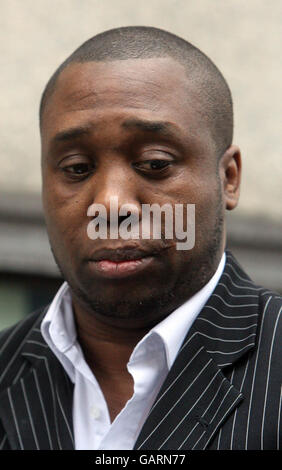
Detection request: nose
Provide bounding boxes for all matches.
[88,163,142,226]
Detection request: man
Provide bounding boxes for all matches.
[0,26,281,450]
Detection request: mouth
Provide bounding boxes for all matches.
[89,257,154,279]
[87,246,161,279]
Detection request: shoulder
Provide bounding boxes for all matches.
[226,251,282,335]
[0,307,47,349]
[249,288,282,396]
[0,307,48,386]
[257,289,282,349]
[258,288,282,326]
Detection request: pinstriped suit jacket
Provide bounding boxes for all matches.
[0,251,281,450]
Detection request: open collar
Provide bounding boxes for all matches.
[0,252,260,450]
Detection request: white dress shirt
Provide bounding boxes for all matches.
[41,252,225,450]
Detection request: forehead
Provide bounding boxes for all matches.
[41,58,211,145]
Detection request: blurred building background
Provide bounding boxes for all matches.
[0,0,281,330]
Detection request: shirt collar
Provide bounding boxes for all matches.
[41,281,76,353]
[41,253,226,370]
[152,252,226,368]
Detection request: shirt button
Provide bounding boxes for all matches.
[90,405,101,419]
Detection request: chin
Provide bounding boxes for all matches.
[70,275,176,326]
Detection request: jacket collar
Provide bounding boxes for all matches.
[191,250,260,369]
[134,251,260,449]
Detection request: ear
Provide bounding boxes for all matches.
[219,145,242,211]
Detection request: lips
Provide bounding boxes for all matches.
[87,246,161,279]
[91,257,154,278]
[89,246,154,262]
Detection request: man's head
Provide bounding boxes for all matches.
[40,26,241,328]
[40,26,233,158]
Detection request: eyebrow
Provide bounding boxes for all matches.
[49,118,182,149]
[51,125,93,144]
[122,118,181,138]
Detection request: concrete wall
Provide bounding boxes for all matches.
[1,0,281,221]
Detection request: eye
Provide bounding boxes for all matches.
[133,159,172,172]
[61,162,94,179]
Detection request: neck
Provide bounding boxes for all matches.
[72,299,149,375]
[73,301,149,421]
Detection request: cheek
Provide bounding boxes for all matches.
[162,168,221,234]
[163,173,221,218]
[43,168,87,222]
[194,180,223,242]
[43,185,89,255]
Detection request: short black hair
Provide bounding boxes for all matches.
[40,26,233,157]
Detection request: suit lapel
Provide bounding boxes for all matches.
[134,251,260,450]
[0,317,74,450]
